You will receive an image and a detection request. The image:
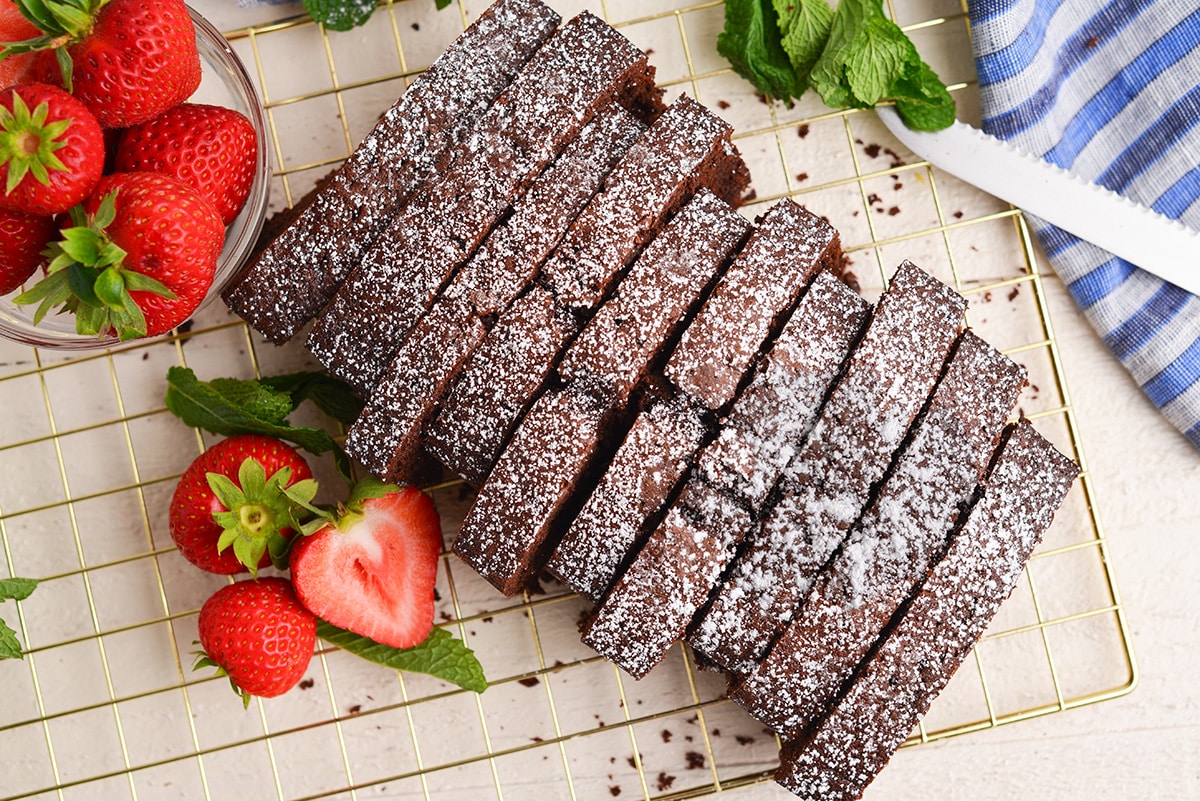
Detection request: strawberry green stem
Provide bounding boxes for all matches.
[0,93,70,194]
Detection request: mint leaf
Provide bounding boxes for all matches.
[318,621,488,693]
[0,577,38,602]
[0,617,23,660]
[719,0,954,130]
[841,15,915,106]
[302,0,377,32]
[0,577,37,660]
[718,0,808,103]
[260,372,364,426]
[774,0,834,78]
[892,59,957,131]
[164,367,342,459]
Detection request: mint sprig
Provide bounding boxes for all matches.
[719,0,955,130]
[164,366,355,480]
[317,621,487,693]
[302,0,451,33]
[0,577,38,660]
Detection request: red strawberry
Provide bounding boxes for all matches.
[291,478,441,649]
[169,435,316,575]
[14,171,225,339]
[0,0,40,89]
[116,104,258,225]
[5,0,200,129]
[0,205,52,293]
[0,82,104,215]
[196,577,316,703]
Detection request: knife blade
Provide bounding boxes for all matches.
[876,105,1200,298]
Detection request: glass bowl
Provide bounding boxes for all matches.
[0,6,271,350]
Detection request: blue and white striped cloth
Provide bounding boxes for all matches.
[967,0,1200,450]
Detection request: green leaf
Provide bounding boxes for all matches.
[0,617,23,660]
[57,226,100,265]
[302,0,378,32]
[345,475,401,511]
[774,0,834,78]
[93,266,127,311]
[434,0,452,8]
[718,0,808,103]
[260,372,364,426]
[0,577,38,602]
[891,59,957,130]
[317,622,488,693]
[842,15,913,106]
[207,472,247,513]
[206,376,294,426]
[122,269,173,298]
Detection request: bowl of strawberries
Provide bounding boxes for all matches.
[0,0,270,350]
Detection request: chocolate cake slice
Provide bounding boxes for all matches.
[344,107,646,481]
[665,199,840,412]
[582,481,752,679]
[728,331,1027,736]
[546,201,846,604]
[307,11,662,394]
[695,271,869,511]
[222,0,561,343]
[689,262,968,672]
[574,273,867,677]
[425,96,748,486]
[775,420,1079,801]
[546,396,706,603]
[452,191,749,595]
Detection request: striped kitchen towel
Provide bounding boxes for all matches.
[967,0,1200,450]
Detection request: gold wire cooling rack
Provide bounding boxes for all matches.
[0,1,1137,799]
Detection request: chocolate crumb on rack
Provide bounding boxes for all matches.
[689,262,968,672]
[307,11,663,394]
[775,420,1079,800]
[345,107,646,482]
[729,331,1027,736]
[222,0,561,343]
[425,96,749,487]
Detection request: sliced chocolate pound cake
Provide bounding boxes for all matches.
[425,96,748,486]
[689,262,968,672]
[452,190,749,595]
[665,199,841,412]
[307,11,662,394]
[775,420,1079,801]
[583,481,752,679]
[345,106,646,482]
[546,396,707,603]
[222,0,561,343]
[728,331,1027,736]
[695,270,870,512]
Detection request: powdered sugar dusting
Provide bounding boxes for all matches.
[697,272,869,510]
[776,421,1078,800]
[689,262,967,671]
[548,397,707,602]
[730,331,1026,736]
[307,12,651,392]
[345,108,644,480]
[452,380,612,593]
[583,482,752,678]
[666,200,839,411]
[223,0,560,342]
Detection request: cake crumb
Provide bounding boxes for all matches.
[736,735,755,745]
[609,786,621,797]
[518,677,540,687]
[797,123,810,138]
[661,729,673,743]
[686,751,706,769]
[656,772,676,792]
[795,172,809,182]
[298,678,314,690]
[717,100,731,110]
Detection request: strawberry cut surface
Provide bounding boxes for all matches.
[291,485,442,650]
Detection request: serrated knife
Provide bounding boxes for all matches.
[876,105,1200,298]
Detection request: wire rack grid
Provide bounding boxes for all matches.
[0,1,1136,800]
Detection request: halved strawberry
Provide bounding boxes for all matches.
[290,478,442,649]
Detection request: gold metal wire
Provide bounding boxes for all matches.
[0,1,1137,800]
